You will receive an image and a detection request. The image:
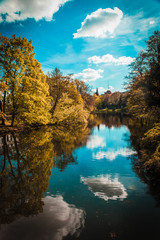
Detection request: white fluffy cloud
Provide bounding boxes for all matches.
[0,196,85,240]
[149,20,155,25]
[88,54,135,65]
[73,7,123,38]
[74,68,104,82]
[93,148,137,161]
[86,135,106,149]
[0,0,70,22]
[81,175,128,201]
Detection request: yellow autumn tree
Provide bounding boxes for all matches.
[0,34,51,126]
[47,68,89,126]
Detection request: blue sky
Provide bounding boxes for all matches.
[0,0,160,93]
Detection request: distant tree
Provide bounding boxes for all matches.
[0,34,51,126]
[93,94,102,110]
[74,79,94,110]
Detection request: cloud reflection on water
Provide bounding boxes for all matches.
[86,135,106,149]
[0,196,85,240]
[81,175,128,201]
[93,148,137,161]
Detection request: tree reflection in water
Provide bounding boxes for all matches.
[51,125,90,171]
[89,113,160,206]
[0,128,54,224]
[0,124,90,225]
[1,114,160,239]
[127,118,160,207]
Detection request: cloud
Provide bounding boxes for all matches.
[0,0,70,22]
[93,148,137,161]
[86,135,106,149]
[73,7,123,38]
[0,196,85,240]
[0,15,3,23]
[149,20,155,25]
[81,175,128,201]
[115,12,159,38]
[74,68,104,82]
[88,54,135,65]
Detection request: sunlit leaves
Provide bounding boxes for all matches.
[0,34,51,126]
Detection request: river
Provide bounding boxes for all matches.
[0,114,160,240]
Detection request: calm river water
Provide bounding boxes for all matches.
[0,115,160,240]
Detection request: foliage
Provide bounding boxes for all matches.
[47,68,89,126]
[53,93,89,126]
[74,78,94,110]
[93,91,128,111]
[0,34,51,126]
[126,31,160,170]
[126,30,160,121]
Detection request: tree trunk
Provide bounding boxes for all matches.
[52,95,59,116]
[2,91,6,125]
[11,112,15,127]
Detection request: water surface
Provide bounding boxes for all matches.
[0,115,160,240]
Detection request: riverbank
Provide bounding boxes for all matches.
[91,108,128,115]
[0,125,26,134]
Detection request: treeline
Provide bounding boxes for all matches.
[0,34,94,127]
[126,30,160,171]
[93,90,128,111]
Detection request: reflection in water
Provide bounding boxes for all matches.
[0,129,54,224]
[51,125,90,171]
[0,196,85,240]
[86,135,106,149]
[93,148,137,161]
[81,175,128,201]
[88,114,130,129]
[0,125,89,226]
[0,114,160,240]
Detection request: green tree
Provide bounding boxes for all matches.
[127,30,160,120]
[0,34,51,126]
[126,31,160,171]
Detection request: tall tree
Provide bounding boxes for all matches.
[74,79,94,110]
[127,30,160,120]
[47,68,69,116]
[0,34,51,126]
[47,68,89,125]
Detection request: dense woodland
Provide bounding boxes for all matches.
[126,30,160,172]
[0,31,160,171]
[0,35,92,127]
